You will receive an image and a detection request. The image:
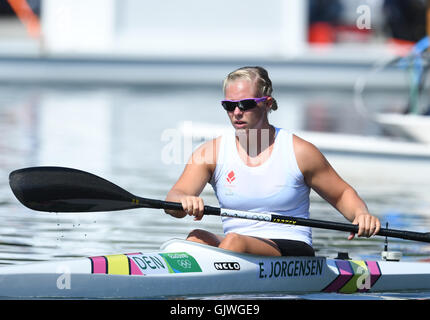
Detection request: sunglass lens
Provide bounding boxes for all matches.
[239,99,257,110]
[221,99,260,111]
[221,101,237,111]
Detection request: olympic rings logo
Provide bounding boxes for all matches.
[177,259,192,269]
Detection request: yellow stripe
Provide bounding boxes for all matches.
[105,254,129,275]
[339,260,368,293]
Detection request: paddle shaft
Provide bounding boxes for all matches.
[140,197,430,243]
[9,166,430,244]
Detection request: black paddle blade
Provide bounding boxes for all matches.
[9,167,143,212]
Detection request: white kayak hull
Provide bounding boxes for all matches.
[0,239,429,298]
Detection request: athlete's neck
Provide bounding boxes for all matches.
[235,125,276,159]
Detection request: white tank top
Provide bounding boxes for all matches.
[210,127,312,246]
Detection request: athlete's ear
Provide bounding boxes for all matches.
[265,96,273,111]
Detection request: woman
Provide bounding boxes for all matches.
[165,66,381,257]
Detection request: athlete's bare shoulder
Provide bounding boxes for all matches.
[189,136,222,170]
[292,134,329,177]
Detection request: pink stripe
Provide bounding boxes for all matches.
[128,258,144,275]
[366,261,381,286]
[323,260,353,292]
[126,253,144,275]
[90,256,107,274]
[357,261,381,292]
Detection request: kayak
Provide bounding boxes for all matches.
[5,166,430,299]
[0,239,429,299]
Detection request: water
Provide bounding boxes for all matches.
[1,82,430,299]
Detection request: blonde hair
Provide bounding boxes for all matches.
[222,66,278,111]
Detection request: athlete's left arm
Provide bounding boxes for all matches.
[293,135,381,239]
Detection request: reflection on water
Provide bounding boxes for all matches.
[0,83,430,298]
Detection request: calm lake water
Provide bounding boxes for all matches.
[0,81,429,299]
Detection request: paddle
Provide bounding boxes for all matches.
[9,166,430,243]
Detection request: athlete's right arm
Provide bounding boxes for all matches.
[164,138,218,220]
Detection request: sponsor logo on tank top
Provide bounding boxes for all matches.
[224,170,236,196]
[226,170,236,184]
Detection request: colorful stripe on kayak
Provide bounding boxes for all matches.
[323,260,381,293]
[89,252,202,275]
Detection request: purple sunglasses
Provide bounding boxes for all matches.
[221,96,268,112]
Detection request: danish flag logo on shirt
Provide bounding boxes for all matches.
[226,170,236,184]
